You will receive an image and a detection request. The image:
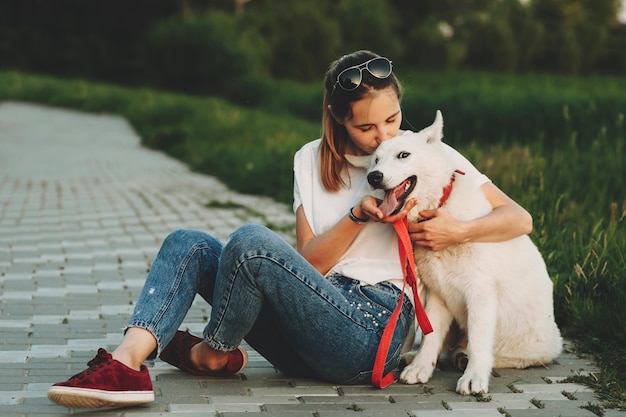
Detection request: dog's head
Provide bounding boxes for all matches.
[367,110,453,218]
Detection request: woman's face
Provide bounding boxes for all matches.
[342,87,402,156]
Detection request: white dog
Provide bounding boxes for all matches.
[366,111,562,395]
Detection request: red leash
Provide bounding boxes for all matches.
[371,217,433,388]
[371,170,464,389]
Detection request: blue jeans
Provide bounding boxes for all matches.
[128,224,414,384]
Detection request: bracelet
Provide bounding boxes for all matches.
[348,207,369,224]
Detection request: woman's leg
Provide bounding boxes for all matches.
[117,227,312,375]
[124,228,222,354]
[111,327,158,371]
[105,224,411,381]
[114,227,312,376]
[46,228,220,409]
[49,224,413,410]
[204,224,414,383]
[242,306,316,377]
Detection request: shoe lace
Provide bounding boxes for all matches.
[70,348,112,380]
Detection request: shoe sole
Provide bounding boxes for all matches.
[236,346,249,373]
[48,386,154,409]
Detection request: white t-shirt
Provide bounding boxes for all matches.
[293,132,490,290]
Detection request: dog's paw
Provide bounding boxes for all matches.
[399,360,435,385]
[456,370,489,395]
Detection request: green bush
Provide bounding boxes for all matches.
[2,0,625,100]
[225,75,323,122]
[461,12,518,72]
[335,0,403,61]
[141,10,265,95]
[240,1,341,82]
[403,17,465,70]
[398,70,626,149]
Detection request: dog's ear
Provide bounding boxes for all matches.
[419,110,444,144]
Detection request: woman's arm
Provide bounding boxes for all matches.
[409,182,532,251]
[295,205,366,275]
[296,194,418,275]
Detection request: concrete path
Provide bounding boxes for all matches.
[0,102,610,416]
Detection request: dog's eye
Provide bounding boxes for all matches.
[398,152,410,159]
[374,157,379,164]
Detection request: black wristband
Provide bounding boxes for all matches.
[348,207,369,224]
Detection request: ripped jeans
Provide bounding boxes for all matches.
[127,224,414,384]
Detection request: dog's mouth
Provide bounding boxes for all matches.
[378,175,416,217]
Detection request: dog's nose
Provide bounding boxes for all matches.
[367,171,383,188]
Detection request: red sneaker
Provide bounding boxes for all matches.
[47,348,154,409]
[159,330,248,376]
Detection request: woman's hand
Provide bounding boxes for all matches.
[408,182,533,252]
[296,195,419,275]
[356,196,418,224]
[409,208,468,251]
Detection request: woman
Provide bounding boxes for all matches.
[47,50,532,409]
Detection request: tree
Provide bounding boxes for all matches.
[529,0,618,74]
[141,10,263,94]
[335,0,403,60]
[461,10,518,72]
[241,0,340,81]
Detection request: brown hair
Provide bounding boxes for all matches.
[319,50,402,192]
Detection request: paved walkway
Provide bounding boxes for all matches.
[0,102,611,416]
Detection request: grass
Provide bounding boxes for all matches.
[0,70,624,409]
[563,373,626,410]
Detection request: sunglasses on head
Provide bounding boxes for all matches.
[333,57,393,92]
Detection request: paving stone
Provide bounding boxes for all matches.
[513,383,593,394]
[317,412,411,417]
[504,406,598,416]
[411,410,503,417]
[223,413,315,417]
[0,382,24,391]
[603,409,626,417]
[213,394,302,404]
[298,395,393,405]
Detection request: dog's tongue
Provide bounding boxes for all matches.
[379,192,398,217]
[378,179,409,217]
